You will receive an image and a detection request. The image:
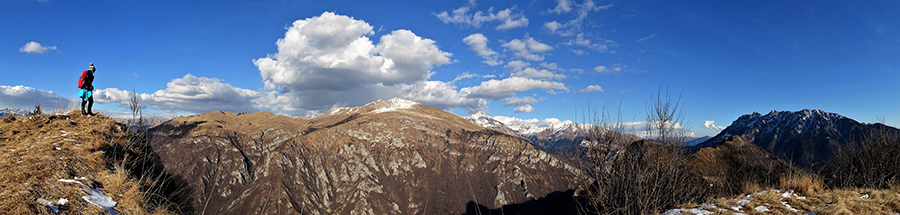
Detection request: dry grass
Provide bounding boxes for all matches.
[692,186,900,215]
[0,111,182,214]
[779,172,824,196]
[676,162,899,214]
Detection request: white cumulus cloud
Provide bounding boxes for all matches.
[397,81,487,113]
[253,12,457,116]
[94,74,263,114]
[514,104,534,113]
[578,85,604,93]
[540,62,558,70]
[543,21,563,33]
[19,41,57,54]
[704,120,726,130]
[462,33,501,66]
[462,77,568,100]
[0,85,73,110]
[544,0,616,54]
[434,0,528,30]
[505,61,565,80]
[502,36,553,61]
[503,96,538,107]
[546,0,573,14]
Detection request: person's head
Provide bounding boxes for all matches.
[89,63,95,72]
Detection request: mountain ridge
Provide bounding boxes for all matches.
[696,109,900,170]
[149,98,585,214]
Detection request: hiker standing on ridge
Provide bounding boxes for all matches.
[78,63,96,116]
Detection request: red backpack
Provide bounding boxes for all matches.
[78,70,90,89]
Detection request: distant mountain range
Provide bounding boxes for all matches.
[465,112,640,163]
[686,136,712,146]
[696,109,900,170]
[465,111,583,155]
[0,108,29,118]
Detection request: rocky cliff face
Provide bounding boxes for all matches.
[696,109,900,170]
[149,98,585,214]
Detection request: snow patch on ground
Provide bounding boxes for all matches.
[662,204,715,215]
[57,178,119,215]
[372,98,420,113]
[37,198,67,212]
[328,107,359,115]
[667,189,811,214]
[782,201,799,212]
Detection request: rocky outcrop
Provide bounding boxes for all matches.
[149,98,585,214]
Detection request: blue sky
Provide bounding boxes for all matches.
[3,0,899,137]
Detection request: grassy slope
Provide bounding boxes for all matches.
[0,111,176,214]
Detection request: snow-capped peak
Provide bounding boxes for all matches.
[464,111,507,129]
[491,115,576,136]
[371,98,420,113]
[469,111,491,119]
[327,98,421,115]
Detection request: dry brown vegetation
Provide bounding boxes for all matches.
[667,130,900,215]
[0,110,191,214]
[575,84,900,214]
[576,85,710,214]
[821,126,900,190]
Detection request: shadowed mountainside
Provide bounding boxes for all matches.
[696,109,900,170]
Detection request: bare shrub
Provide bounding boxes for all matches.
[820,125,900,189]
[101,90,194,214]
[577,84,709,214]
[645,83,689,146]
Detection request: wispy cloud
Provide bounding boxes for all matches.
[635,33,658,42]
[513,104,534,113]
[578,85,604,93]
[504,96,538,107]
[564,33,616,53]
[593,63,626,74]
[505,61,566,80]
